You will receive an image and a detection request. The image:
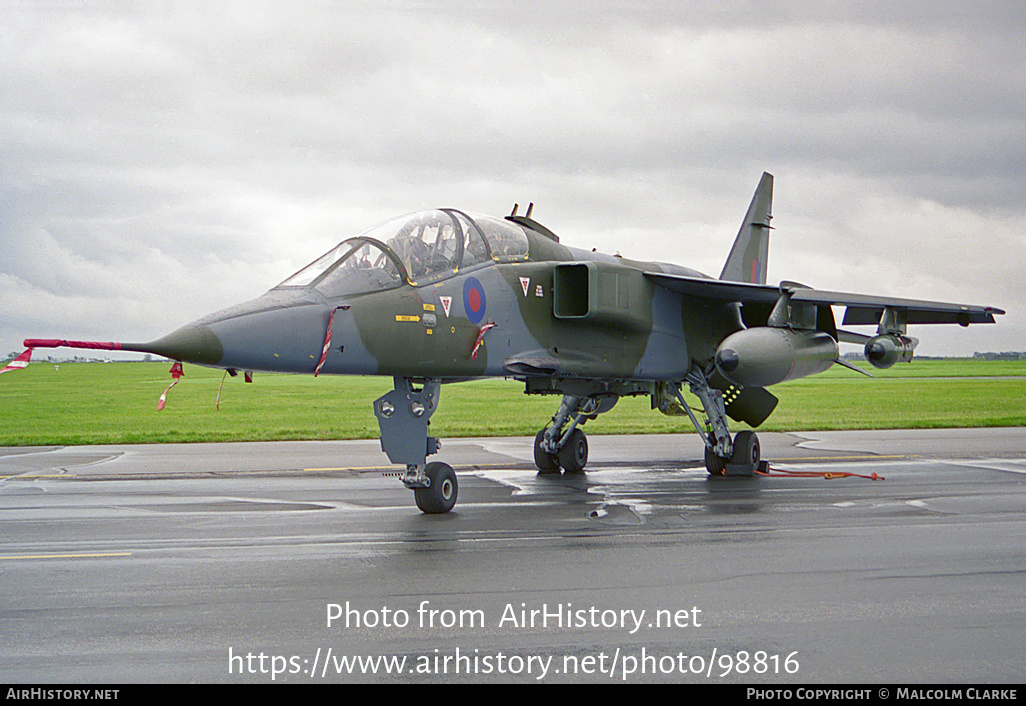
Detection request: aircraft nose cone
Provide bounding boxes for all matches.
[138,324,224,365]
[716,348,740,373]
[188,292,328,373]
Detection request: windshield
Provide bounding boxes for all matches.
[276,237,404,297]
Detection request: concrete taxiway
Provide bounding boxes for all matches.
[1,428,1023,683]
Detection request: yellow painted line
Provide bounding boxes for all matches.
[304,466,394,471]
[1,474,77,479]
[1,552,132,561]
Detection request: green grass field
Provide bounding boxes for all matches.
[0,358,1023,446]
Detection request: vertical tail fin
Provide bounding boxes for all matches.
[719,172,773,284]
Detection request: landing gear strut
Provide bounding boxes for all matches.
[374,377,458,513]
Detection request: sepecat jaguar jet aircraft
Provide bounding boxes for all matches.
[11,173,1004,513]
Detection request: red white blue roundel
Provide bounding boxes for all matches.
[463,277,486,324]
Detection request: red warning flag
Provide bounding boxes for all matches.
[314,306,347,377]
[157,362,184,411]
[470,322,497,360]
[0,349,33,375]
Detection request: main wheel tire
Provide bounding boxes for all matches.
[730,430,760,469]
[557,428,588,473]
[705,447,726,476]
[534,428,560,473]
[414,462,458,514]
[705,433,726,476]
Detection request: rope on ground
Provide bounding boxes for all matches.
[756,465,884,481]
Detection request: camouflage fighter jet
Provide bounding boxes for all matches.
[14,173,1004,513]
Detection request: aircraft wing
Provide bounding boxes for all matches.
[787,288,1003,326]
[644,272,1004,326]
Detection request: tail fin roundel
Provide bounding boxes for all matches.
[719,172,773,285]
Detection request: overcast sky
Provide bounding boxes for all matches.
[2,0,1022,361]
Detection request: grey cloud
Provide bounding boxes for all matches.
[1,2,1021,357]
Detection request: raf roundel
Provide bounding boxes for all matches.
[463,277,487,324]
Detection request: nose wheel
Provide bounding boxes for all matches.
[413,462,458,514]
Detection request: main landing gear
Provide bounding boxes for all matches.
[533,395,615,474]
[374,377,458,514]
[680,365,763,477]
[528,371,764,477]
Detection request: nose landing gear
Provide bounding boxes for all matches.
[375,376,459,514]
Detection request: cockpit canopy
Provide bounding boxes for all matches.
[276,209,530,298]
